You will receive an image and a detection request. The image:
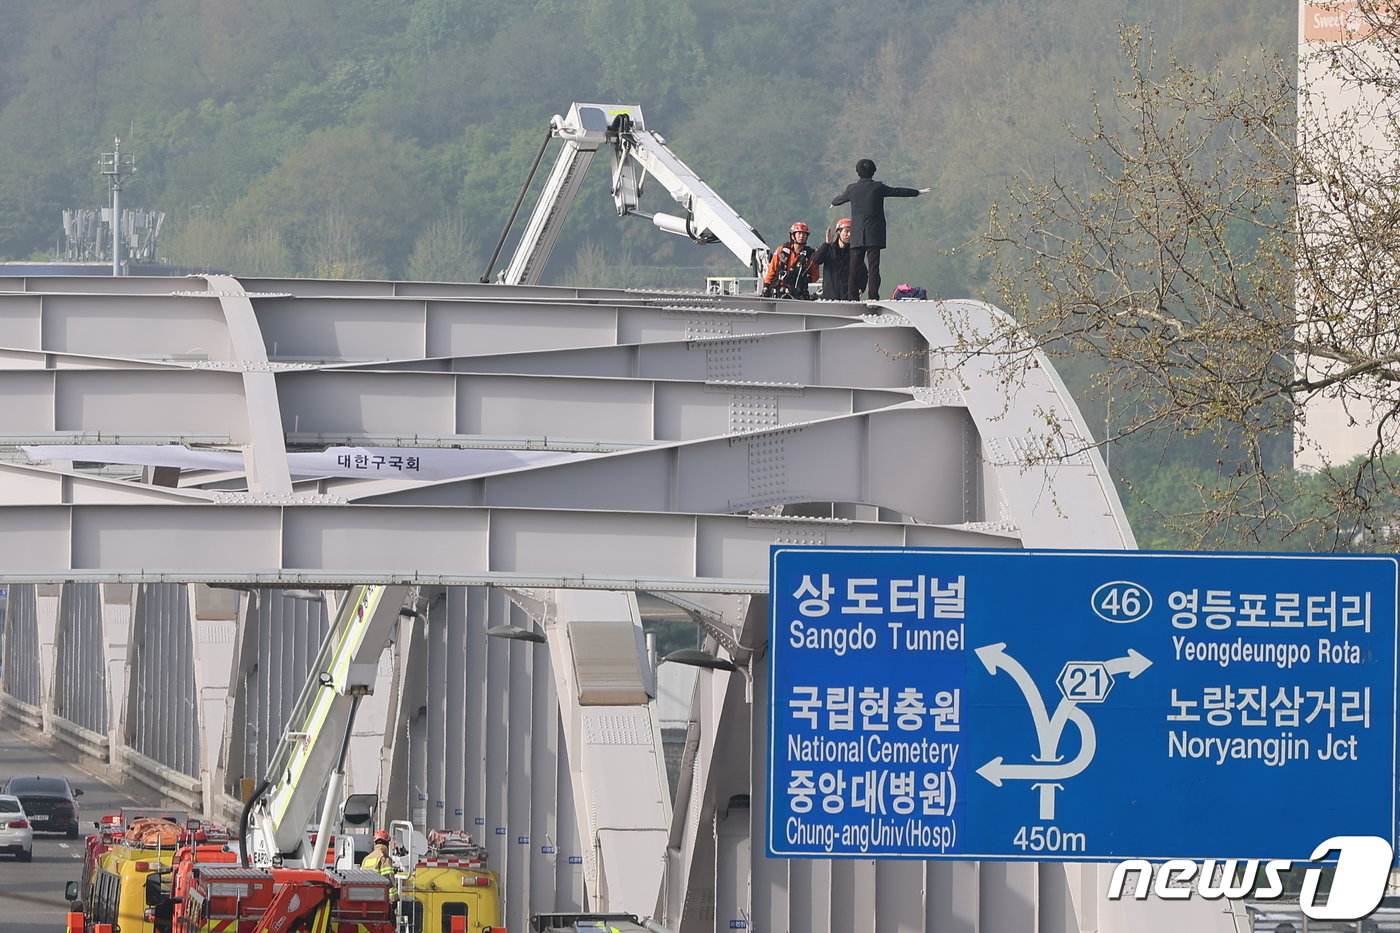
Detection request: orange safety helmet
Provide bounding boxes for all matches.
[373,830,391,845]
[835,218,852,230]
[789,222,810,236]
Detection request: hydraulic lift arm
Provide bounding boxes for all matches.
[242,585,413,868]
[488,103,770,286]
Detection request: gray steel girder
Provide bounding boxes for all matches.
[0,274,1149,933]
[0,501,1021,584]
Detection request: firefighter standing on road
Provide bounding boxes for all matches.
[762,222,820,299]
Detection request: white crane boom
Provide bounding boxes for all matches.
[243,584,411,867]
[497,103,770,286]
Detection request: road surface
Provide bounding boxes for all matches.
[0,721,167,931]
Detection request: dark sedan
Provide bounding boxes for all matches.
[2,775,82,838]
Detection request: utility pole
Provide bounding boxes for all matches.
[99,137,136,276]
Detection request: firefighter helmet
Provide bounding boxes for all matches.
[789,222,810,236]
[373,829,391,845]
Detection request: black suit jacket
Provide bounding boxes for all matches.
[831,178,920,248]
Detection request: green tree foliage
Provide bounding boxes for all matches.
[0,0,971,273]
[671,80,826,246]
[406,0,517,59]
[307,206,378,279]
[227,125,433,276]
[164,215,296,277]
[408,212,479,282]
[0,1,42,111]
[830,0,1295,298]
[582,0,705,111]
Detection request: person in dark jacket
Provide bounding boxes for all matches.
[811,217,864,300]
[831,158,928,301]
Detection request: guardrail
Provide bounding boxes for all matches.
[0,695,206,814]
[118,746,202,812]
[211,791,247,828]
[0,693,42,731]
[48,715,109,763]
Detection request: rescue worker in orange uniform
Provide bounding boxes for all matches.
[762,222,820,299]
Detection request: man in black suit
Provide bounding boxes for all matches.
[831,159,928,301]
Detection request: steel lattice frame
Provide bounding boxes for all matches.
[0,275,1224,933]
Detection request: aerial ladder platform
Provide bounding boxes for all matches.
[486,103,770,287]
[241,584,411,869]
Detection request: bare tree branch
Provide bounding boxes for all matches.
[975,10,1400,549]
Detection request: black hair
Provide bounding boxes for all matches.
[856,158,876,178]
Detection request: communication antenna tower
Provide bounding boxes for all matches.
[99,137,137,276]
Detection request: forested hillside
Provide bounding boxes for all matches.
[0,0,1288,286]
[0,0,1297,546]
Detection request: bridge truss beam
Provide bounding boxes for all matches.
[0,274,1182,933]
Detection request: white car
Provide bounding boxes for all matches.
[0,793,33,861]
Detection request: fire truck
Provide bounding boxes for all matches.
[65,810,236,933]
[64,586,506,933]
[174,865,395,933]
[388,828,503,933]
[63,811,389,933]
[237,585,506,932]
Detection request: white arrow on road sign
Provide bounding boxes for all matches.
[976,642,1153,819]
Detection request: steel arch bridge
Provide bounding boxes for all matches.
[0,275,1215,933]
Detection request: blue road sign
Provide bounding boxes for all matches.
[767,547,1398,862]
